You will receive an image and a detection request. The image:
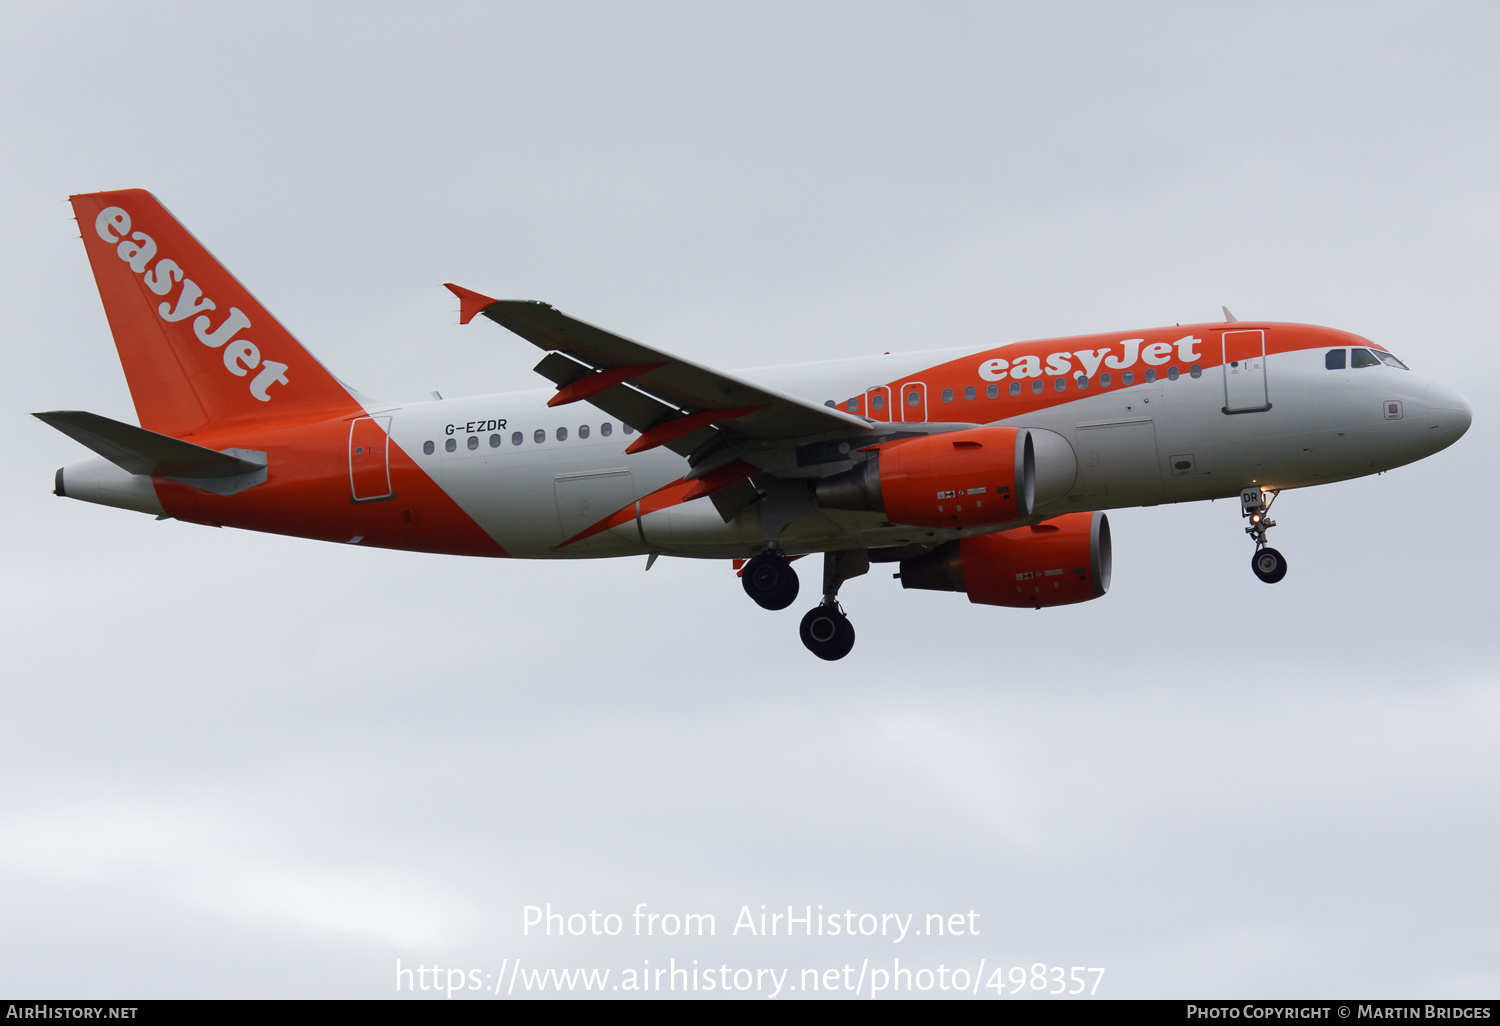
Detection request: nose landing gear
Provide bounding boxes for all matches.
[1241,486,1288,584]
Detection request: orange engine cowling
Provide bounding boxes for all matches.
[897,511,1111,608]
[878,425,1028,529]
[816,426,1077,529]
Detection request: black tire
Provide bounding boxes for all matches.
[799,605,856,661]
[742,552,799,610]
[1251,547,1288,584]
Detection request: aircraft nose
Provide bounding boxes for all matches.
[1425,381,1472,452]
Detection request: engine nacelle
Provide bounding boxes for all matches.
[898,511,1111,608]
[816,426,1077,529]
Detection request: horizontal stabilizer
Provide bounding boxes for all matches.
[33,410,266,478]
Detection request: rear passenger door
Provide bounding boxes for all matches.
[349,416,394,502]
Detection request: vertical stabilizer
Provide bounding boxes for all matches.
[70,189,354,436]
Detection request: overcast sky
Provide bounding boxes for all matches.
[2,1,1497,999]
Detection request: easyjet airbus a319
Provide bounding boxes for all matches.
[40,190,1472,659]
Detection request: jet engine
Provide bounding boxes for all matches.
[897,511,1111,608]
[815,426,1076,529]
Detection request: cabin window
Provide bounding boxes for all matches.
[1325,349,1346,370]
[423,441,434,455]
[914,390,927,406]
[965,386,977,401]
[489,433,501,447]
[1351,348,1380,369]
[601,423,613,437]
[846,398,858,412]
[557,427,568,441]
[579,424,590,439]
[534,429,546,444]
[1167,366,1179,381]
[1144,368,1157,383]
[623,424,635,434]
[824,400,835,408]
[1008,382,1021,396]
[467,435,478,450]
[1190,364,1202,378]
[512,432,523,446]
[1122,371,1134,385]
[1053,378,1066,392]
[938,388,951,404]
[1031,380,1043,395]
[1076,375,1089,389]
[445,438,456,453]
[871,394,885,411]
[987,384,999,398]
[1099,373,1112,388]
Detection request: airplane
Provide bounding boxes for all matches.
[38,189,1473,660]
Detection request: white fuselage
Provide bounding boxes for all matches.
[381,343,1467,559]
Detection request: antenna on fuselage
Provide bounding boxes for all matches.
[1222,306,1238,323]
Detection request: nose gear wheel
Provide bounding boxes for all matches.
[1251,547,1288,583]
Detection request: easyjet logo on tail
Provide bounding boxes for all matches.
[94,206,290,402]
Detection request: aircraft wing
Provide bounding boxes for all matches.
[446,285,874,458]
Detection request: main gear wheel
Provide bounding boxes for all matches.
[799,603,856,660]
[742,551,799,610]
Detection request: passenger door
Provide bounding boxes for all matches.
[1222,329,1269,413]
[349,416,394,502]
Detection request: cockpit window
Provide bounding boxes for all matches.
[1350,348,1381,369]
[1373,350,1409,370]
[1325,349,1346,370]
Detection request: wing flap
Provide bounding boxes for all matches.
[530,351,699,449]
[533,351,593,388]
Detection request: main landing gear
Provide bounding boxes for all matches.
[741,550,800,610]
[800,549,867,660]
[800,604,855,661]
[1241,486,1288,584]
[741,548,869,660]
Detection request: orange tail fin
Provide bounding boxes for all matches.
[70,189,354,437]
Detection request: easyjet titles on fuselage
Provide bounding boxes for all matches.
[975,334,1202,382]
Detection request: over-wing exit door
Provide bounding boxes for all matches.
[349,416,394,502]
[900,381,927,422]
[1222,330,1270,413]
